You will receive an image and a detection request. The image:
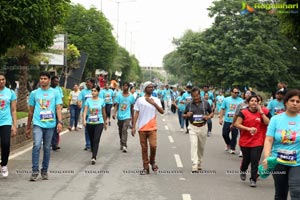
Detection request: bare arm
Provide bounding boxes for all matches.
[102,106,107,130]
[10,100,17,136]
[26,106,34,138]
[219,108,225,125]
[262,136,274,169]
[82,106,88,127]
[131,110,140,136]
[56,104,63,133]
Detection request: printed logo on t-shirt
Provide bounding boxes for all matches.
[280,129,297,144]
[0,99,6,110]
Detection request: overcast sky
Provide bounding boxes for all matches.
[71,0,215,67]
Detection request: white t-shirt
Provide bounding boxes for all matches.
[134,96,162,131]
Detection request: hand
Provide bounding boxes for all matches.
[112,114,116,120]
[248,127,257,135]
[11,126,17,137]
[262,158,268,170]
[83,121,86,127]
[203,115,210,121]
[186,112,193,117]
[131,127,136,137]
[257,104,262,113]
[25,126,32,139]
[57,123,62,133]
[219,118,223,125]
[104,123,107,130]
[145,97,155,105]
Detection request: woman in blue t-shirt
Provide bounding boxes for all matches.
[0,73,17,177]
[83,86,107,165]
[263,89,300,199]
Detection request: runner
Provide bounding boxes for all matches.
[99,83,114,126]
[204,92,215,137]
[175,91,186,132]
[216,91,224,116]
[182,84,193,134]
[0,73,17,177]
[268,90,285,117]
[132,81,164,175]
[68,83,81,131]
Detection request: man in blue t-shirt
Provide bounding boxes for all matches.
[113,82,135,153]
[50,76,64,151]
[268,90,285,116]
[26,72,63,181]
[219,87,243,154]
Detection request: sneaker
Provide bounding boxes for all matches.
[224,145,230,151]
[122,146,128,153]
[139,168,150,175]
[120,145,123,150]
[1,166,8,177]
[250,178,256,187]
[68,126,72,131]
[78,125,82,129]
[91,158,96,165]
[41,171,48,180]
[198,164,202,171]
[180,128,184,132]
[239,151,243,157]
[230,150,236,154]
[84,147,90,151]
[240,172,246,181]
[192,164,198,173]
[108,121,111,126]
[207,132,212,137]
[186,129,189,134]
[30,173,39,181]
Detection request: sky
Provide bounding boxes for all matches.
[70,0,215,67]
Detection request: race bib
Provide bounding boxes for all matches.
[277,149,297,164]
[89,115,99,123]
[84,94,92,101]
[274,107,284,115]
[186,97,192,103]
[227,111,234,118]
[105,96,111,102]
[193,114,204,124]
[40,110,54,122]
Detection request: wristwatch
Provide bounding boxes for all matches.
[58,120,64,125]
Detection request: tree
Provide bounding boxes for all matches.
[0,0,70,111]
[63,44,80,88]
[62,5,117,79]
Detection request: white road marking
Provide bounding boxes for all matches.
[9,130,69,160]
[172,146,177,149]
[179,177,186,181]
[165,125,169,130]
[182,194,191,200]
[174,154,183,168]
[168,136,174,143]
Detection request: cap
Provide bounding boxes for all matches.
[143,81,153,91]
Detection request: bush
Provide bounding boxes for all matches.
[17,112,28,119]
[62,87,71,108]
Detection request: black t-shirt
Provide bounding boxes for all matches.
[184,100,212,124]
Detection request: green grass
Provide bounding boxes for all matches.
[17,112,28,119]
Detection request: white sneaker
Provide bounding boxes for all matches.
[180,128,184,132]
[230,150,236,154]
[192,164,198,172]
[122,146,128,153]
[1,166,8,177]
[224,145,230,151]
[239,151,243,157]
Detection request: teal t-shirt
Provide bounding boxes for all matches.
[267,99,285,116]
[266,113,300,166]
[100,89,114,104]
[114,93,135,120]
[78,88,92,111]
[85,98,106,124]
[163,89,172,101]
[0,87,17,126]
[216,95,224,106]
[176,96,186,112]
[221,96,243,123]
[29,88,62,128]
[200,91,214,101]
[182,92,192,105]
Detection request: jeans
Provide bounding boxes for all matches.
[222,121,239,150]
[32,125,55,172]
[86,123,104,159]
[85,127,91,149]
[138,130,157,170]
[177,110,185,129]
[51,119,59,148]
[69,105,81,128]
[0,125,11,166]
[117,119,130,147]
[272,164,300,200]
[105,104,113,119]
[207,118,212,132]
[240,146,263,181]
[189,124,207,166]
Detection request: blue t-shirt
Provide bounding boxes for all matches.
[216,95,224,106]
[266,113,300,166]
[84,98,106,124]
[221,96,243,123]
[114,93,135,120]
[152,89,158,97]
[78,88,93,111]
[163,89,172,101]
[267,99,285,116]
[53,86,64,99]
[200,91,214,101]
[100,89,114,104]
[182,92,192,105]
[0,87,17,126]
[29,88,62,128]
[176,96,186,112]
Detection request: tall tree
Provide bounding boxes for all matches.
[0,0,70,112]
[62,5,117,79]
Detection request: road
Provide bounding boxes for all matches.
[1,113,275,200]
